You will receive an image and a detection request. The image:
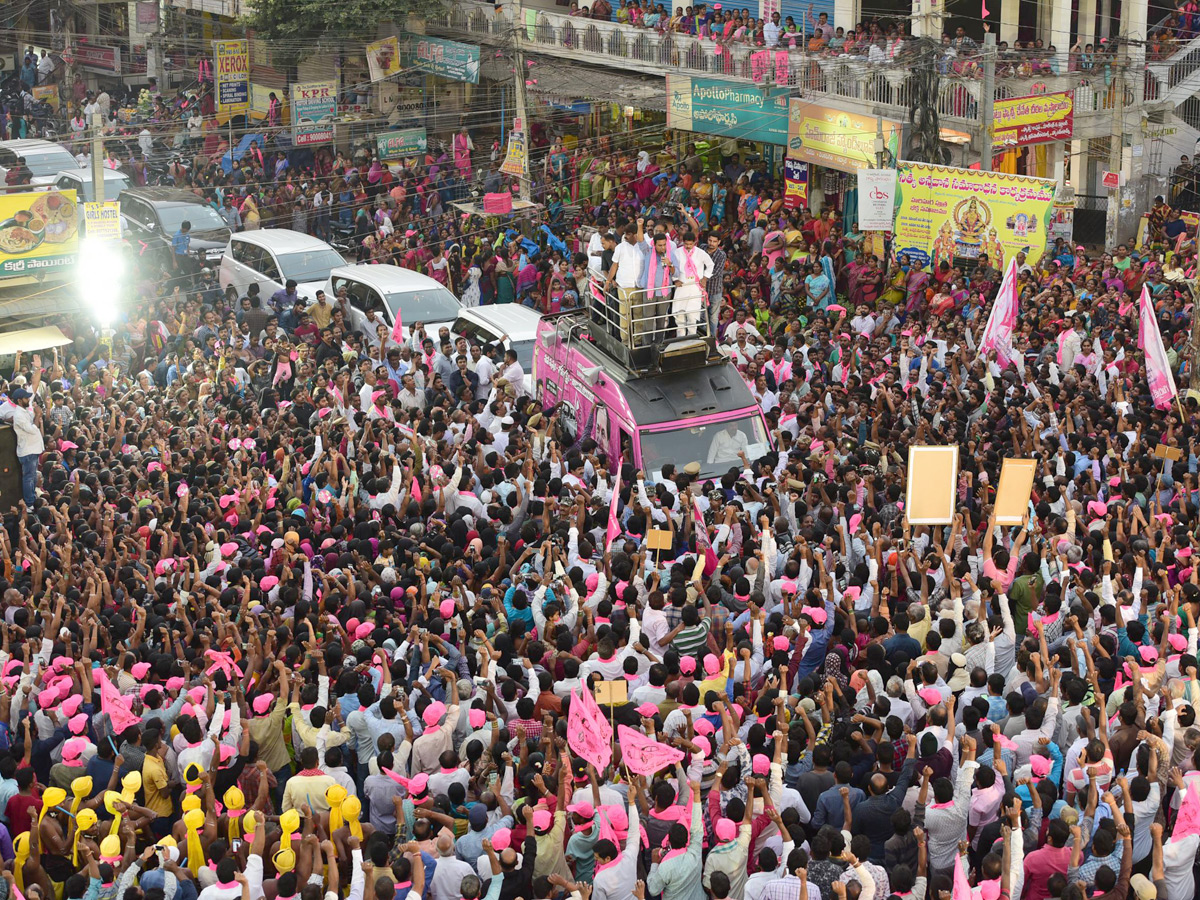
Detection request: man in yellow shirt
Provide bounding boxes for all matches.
[142,730,173,837]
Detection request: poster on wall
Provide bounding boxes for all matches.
[213,40,249,113]
[783,159,808,210]
[992,91,1074,147]
[409,37,480,84]
[0,190,79,276]
[667,75,789,145]
[366,37,402,82]
[500,131,528,177]
[858,169,897,232]
[1049,184,1074,244]
[787,99,899,173]
[290,81,336,146]
[893,163,1056,271]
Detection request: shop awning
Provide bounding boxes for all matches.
[481,56,665,111]
[0,325,72,355]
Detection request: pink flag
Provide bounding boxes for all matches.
[977,259,1019,369]
[1175,782,1200,839]
[391,307,405,345]
[605,467,623,552]
[1139,285,1178,410]
[750,50,769,83]
[618,724,685,775]
[774,50,789,85]
[567,688,613,772]
[952,854,972,900]
[693,502,719,577]
[95,669,142,734]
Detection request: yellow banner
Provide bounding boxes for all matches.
[992,91,1074,147]
[0,190,79,276]
[214,39,250,113]
[83,201,121,242]
[366,36,402,82]
[787,99,899,173]
[893,163,1056,271]
[501,131,527,177]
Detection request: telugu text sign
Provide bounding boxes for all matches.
[992,91,1073,147]
[787,99,900,173]
[291,81,336,146]
[214,40,249,113]
[0,190,80,277]
[376,128,428,161]
[667,75,790,146]
[83,201,121,242]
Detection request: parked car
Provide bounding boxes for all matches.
[49,168,131,203]
[0,139,80,190]
[324,265,462,343]
[118,187,231,266]
[451,304,542,394]
[220,229,345,305]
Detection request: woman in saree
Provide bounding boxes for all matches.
[710,177,729,226]
[904,259,930,314]
[633,151,659,205]
[882,256,907,305]
[692,173,714,219]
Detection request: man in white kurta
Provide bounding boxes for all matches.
[672,233,714,338]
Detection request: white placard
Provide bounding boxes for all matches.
[858,168,898,232]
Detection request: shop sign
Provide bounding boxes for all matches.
[409,37,480,84]
[75,44,121,74]
[858,169,897,232]
[666,75,789,146]
[214,40,249,113]
[291,81,337,146]
[376,128,428,160]
[783,159,808,209]
[992,91,1073,146]
[83,201,121,242]
[0,190,80,276]
[787,99,899,172]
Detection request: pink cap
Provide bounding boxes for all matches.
[422,701,447,727]
[1108,476,1121,487]
[1180,547,1194,560]
[703,653,721,675]
[919,688,943,706]
[692,736,711,759]
[60,694,84,717]
[848,513,862,534]
[187,686,206,703]
[252,694,274,715]
[567,801,595,819]
[773,636,791,652]
[752,753,771,775]
[679,657,696,675]
[1169,633,1188,652]
[1139,645,1159,663]
[636,702,659,717]
[694,719,716,736]
[354,623,374,640]
[469,709,486,728]
[1087,500,1108,518]
[843,586,862,602]
[1030,755,1051,777]
[808,607,827,625]
[219,744,236,763]
[714,817,737,842]
[532,809,553,831]
[165,677,186,693]
[408,773,430,797]
[131,662,152,680]
[586,572,599,591]
[62,737,87,762]
[260,575,279,591]
[491,828,512,851]
[439,598,455,619]
[68,713,89,735]
[220,541,238,557]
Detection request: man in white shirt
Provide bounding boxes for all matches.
[497,348,525,399]
[707,422,750,465]
[607,224,644,341]
[763,13,781,47]
[672,231,714,338]
[0,387,44,505]
[470,343,496,402]
[587,229,606,274]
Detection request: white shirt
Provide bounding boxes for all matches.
[588,232,605,273]
[672,246,714,285]
[611,240,644,289]
[763,22,781,46]
[0,402,44,456]
[1163,833,1200,900]
[707,427,750,464]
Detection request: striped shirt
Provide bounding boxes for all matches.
[672,617,712,657]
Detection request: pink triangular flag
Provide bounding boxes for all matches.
[1175,782,1200,840]
[952,854,972,900]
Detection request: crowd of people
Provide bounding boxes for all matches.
[2,70,1200,900]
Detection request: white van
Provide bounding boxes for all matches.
[324,265,462,342]
[49,168,131,203]
[219,230,345,304]
[451,305,542,395]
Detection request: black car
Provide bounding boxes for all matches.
[117,187,231,266]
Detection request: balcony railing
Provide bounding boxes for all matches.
[429,1,1156,125]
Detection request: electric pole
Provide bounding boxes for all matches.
[511,0,531,202]
[91,113,106,203]
[1105,37,1128,249]
[980,31,996,171]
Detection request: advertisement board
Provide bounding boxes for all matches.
[993,91,1073,147]
[0,190,80,276]
[893,163,1056,271]
[291,81,337,146]
[858,169,898,232]
[667,75,789,145]
[787,100,899,172]
[83,201,121,242]
[214,40,249,113]
[376,128,428,160]
[366,37,402,82]
[783,159,808,210]
[410,37,480,84]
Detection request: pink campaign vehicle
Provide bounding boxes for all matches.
[531,276,772,479]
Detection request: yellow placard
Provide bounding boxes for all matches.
[213,40,250,114]
[594,680,628,706]
[992,91,1073,147]
[0,190,79,277]
[645,529,673,551]
[894,163,1057,272]
[994,458,1037,525]
[905,445,958,525]
[83,201,121,242]
[787,99,899,173]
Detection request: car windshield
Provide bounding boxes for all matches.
[510,339,535,369]
[157,203,227,234]
[277,248,346,283]
[638,414,770,480]
[28,151,78,177]
[384,287,461,325]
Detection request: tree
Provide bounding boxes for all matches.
[240,0,446,67]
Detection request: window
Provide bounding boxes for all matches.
[639,414,770,480]
[275,248,345,283]
[382,286,460,324]
[231,240,262,269]
[156,203,227,235]
[257,251,282,284]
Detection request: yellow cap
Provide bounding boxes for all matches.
[325,784,346,805]
[242,811,257,834]
[122,771,142,797]
[342,796,362,819]
[40,787,67,821]
[273,848,296,872]
[181,794,202,813]
[183,808,206,831]
[99,835,122,860]
[76,809,98,832]
[157,836,178,850]
[279,809,300,835]
[223,786,245,809]
[103,790,123,815]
